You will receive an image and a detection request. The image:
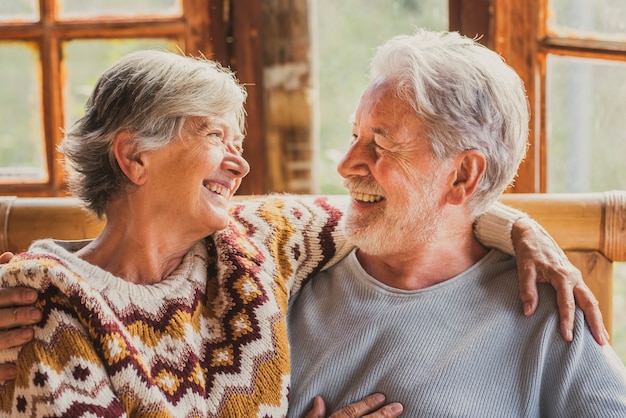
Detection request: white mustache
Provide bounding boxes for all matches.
[343,178,385,196]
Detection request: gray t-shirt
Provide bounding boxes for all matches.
[287,249,626,417]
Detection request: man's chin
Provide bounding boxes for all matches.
[345,226,381,254]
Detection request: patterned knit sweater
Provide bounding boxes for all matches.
[0,195,353,417]
[0,195,519,417]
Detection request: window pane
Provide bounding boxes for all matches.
[316,0,448,193]
[546,55,626,192]
[63,38,180,129]
[548,0,626,41]
[0,43,46,183]
[57,0,182,19]
[0,0,38,22]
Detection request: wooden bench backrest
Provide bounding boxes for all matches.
[1,192,625,339]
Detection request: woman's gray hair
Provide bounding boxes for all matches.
[369,29,529,216]
[60,50,247,218]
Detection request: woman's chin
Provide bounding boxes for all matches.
[206,209,231,233]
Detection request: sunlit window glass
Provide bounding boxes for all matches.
[0,0,38,22]
[57,0,182,19]
[546,55,626,193]
[548,0,626,41]
[63,38,180,129]
[0,43,45,182]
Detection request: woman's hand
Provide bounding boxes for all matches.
[0,252,42,381]
[304,393,403,418]
[512,218,609,345]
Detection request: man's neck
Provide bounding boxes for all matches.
[355,229,489,291]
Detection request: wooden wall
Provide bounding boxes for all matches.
[261,0,315,193]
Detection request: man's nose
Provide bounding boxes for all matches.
[337,138,370,178]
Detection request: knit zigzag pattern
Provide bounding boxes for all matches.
[0,195,348,418]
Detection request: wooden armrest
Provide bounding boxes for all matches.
[500,191,626,262]
[1,197,105,254]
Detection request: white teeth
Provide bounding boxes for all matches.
[206,183,228,197]
[350,192,383,203]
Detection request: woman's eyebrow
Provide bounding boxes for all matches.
[194,119,211,133]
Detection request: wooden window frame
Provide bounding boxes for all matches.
[0,0,265,197]
[451,0,626,193]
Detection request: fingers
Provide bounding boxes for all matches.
[0,306,42,329]
[0,363,17,382]
[304,396,327,418]
[557,302,576,343]
[552,279,576,342]
[517,260,538,316]
[0,289,42,329]
[0,287,38,307]
[0,288,41,350]
[0,327,35,350]
[361,402,403,417]
[573,284,608,345]
[510,215,608,345]
[0,325,36,382]
[328,393,403,418]
[333,393,386,417]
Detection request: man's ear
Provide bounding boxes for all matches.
[446,150,486,205]
[113,130,148,185]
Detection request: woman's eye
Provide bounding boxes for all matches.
[206,132,222,145]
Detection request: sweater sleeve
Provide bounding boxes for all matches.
[0,299,127,417]
[474,201,527,256]
[229,194,355,296]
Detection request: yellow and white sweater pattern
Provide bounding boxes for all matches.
[0,195,350,417]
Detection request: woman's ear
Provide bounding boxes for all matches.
[113,130,148,185]
[446,150,486,205]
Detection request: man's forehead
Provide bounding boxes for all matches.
[354,91,412,125]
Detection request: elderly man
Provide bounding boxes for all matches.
[288,29,626,417]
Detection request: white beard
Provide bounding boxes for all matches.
[344,174,444,257]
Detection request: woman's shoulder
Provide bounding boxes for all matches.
[0,239,83,290]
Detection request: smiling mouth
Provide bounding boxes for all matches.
[350,191,384,203]
[204,182,229,198]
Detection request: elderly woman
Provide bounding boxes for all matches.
[0,50,391,417]
[0,50,606,417]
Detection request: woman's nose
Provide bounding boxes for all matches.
[223,151,250,178]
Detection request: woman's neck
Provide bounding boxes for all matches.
[76,212,202,285]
